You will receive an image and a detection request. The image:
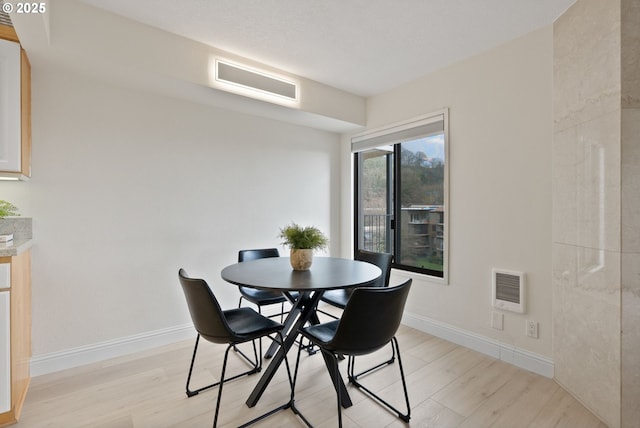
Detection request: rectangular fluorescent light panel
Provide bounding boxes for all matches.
[215,60,297,101]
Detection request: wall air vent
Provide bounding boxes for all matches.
[492,268,525,313]
[215,59,297,102]
[0,1,13,27]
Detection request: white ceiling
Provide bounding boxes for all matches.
[78,0,574,97]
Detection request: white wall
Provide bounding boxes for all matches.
[0,63,341,360]
[0,17,555,374]
[343,26,554,359]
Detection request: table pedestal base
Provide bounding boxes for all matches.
[246,290,352,409]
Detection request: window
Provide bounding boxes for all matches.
[353,110,448,280]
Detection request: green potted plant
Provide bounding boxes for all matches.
[0,200,19,219]
[278,222,328,270]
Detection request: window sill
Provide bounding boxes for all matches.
[391,268,448,286]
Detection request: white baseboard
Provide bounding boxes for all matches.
[30,313,554,380]
[30,323,195,377]
[402,312,554,378]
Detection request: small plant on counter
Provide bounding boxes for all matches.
[0,200,19,218]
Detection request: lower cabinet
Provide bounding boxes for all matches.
[0,251,31,427]
[0,291,9,415]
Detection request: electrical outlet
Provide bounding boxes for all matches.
[491,311,504,330]
[526,319,538,338]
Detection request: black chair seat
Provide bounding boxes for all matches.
[222,307,284,340]
[236,248,291,358]
[319,289,351,309]
[320,250,392,309]
[301,320,339,345]
[238,248,295,310]
[238,287,287,306]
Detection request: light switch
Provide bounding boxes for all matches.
[491,311,504,330]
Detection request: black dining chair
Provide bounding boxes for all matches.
[320,249,393,310]
[293,279,412,427]
[178,269,292,427]
[238,248,296,357]
[238,248,288,321]
[319,250,396,373]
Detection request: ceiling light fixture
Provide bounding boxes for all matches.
[211,59,299,107]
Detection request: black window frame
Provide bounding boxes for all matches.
[352,111,448,281]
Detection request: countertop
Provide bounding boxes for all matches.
[0,238,33,257]
[0,218,33,257]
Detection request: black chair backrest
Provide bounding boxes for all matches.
[326,279,411,355]
[355,249,393,288]
[238,248,280,263]
[178,269,234,344]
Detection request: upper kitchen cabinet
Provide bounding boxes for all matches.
[0,25,31,180]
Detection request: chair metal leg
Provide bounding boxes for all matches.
[280,338,315,428]
[239,332,312,428]
[315,307,339,319]
[232,338,262,372]
[291,345,347,427]
[212,344,233,427]
[256,306,263,359]
[206,333,292,427]
[349,341,395,379]
[186,334,215,397]
[185,334,261,398]
[347,337,411,423]
[292,341,303,396]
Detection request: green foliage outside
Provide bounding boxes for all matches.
[409,256,444,272]
[362,148,444,210]
[361,154,388,212]
[400,148,444,206]
[278,222,328,250]
[0,200,20,218]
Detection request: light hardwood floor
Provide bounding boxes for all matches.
[17,316,607,428]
